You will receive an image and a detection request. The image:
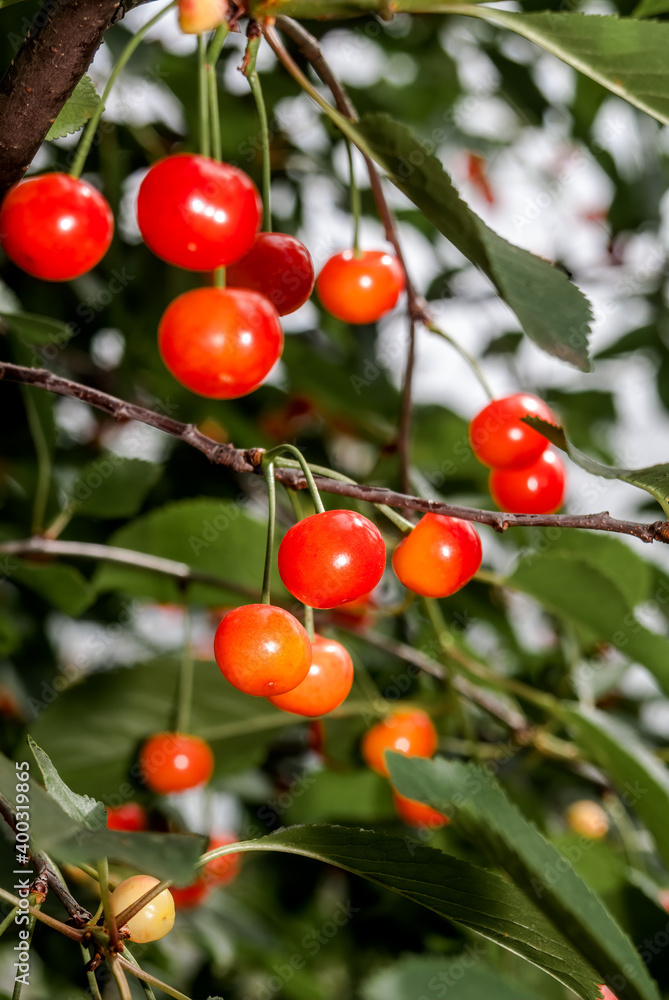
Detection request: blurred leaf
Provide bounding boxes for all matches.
[286,768,394,824]
[12,561,94,616]
[361,953,543,1000]
[356,113,593,371]
[63,456,163,519]
[230,824,602,1000]
[387,754,659,1000]
[632,0,669,17]
[28,735,106,831]
[562,704,669,871]
[46,75,100,140]
[0,311,73,346]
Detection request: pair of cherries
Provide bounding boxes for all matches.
[469,393,566,514]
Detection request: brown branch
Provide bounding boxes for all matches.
[1,360,668,544]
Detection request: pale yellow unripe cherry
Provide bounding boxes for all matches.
[110,875,175,943]
[178,0,227,34]
[566,800,609,840]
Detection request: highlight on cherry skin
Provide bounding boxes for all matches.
[136,153,262,271]
[469,393,555,470]
[489,448,566,515]
[362,709,438,778]
[110,875,175,943]
[214,603,312,697]
[268,634,354,717]
[316,249,405,324]
[227,232,315,316]
[392,514,482,599]
[139,732,215,794]
[0,172,114,282]
[158,286,283,399]
[278,509,387,610]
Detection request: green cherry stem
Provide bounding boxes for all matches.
[0,905,18,938]
[80,943,103,1000]
[97,857,118,951]
[346,139,361,254]
[264,444,325,513]
[69,0,177,179]
[176,603,194,732]
[303,604,315,641]
[261,458,277,605]
[243,30,272,232]
[12,899,39,1000]
[207,63,221,162]
[198,34,211,159]
[425,321,494,402]
[206,22,229,65]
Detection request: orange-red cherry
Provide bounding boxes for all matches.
[489,449,565,514]
[137,154,261,270]
[227,233,315,316]
[392,514,482,598]
[170,881,210,910]
[0,173,113,281]
[139,733,214,794]
[469,393,555,469]
[158,287,283,399]
[362,710,437,778]
[214,604,312,697]
[316,250,405,324]
[599,989,618,1000]
[278,510,386,610]
[268,634,354,717]
[202,834,241,886]
[106,803,148,832]
[392,790,450,829]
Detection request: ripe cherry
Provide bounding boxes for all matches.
[566,800,609,840]
[202,834,242,887]
[599,989,618,1000]
[170,881,210,910]
[659,889,669,914]
[392,790,449,829]
[489,449,565,514]
[392,514,482,599]
[178,0,225,33]
[0,173,113,281]
[158,287,283,399]
[139,733,214,794]
[268,634,354,717]
[469,393,555,470]
[227,233,315,316]
[106,802,148,832]
[361,709,437,778]
[214,604,312,697]
[278,510,386,609]
[137,154,261,270]
[316,250,405,324]
[111,875,175,943]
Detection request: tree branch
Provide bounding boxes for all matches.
[1,360,667,544]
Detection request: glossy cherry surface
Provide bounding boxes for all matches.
[392,514,482,598]
[111,875,175,943]
[469,393,555,469]
[278,510,386,609]
[106,802,148,832]
[392,790,449,829]
[316,250,405,324]
[0,173,113,281]
[227,232,315,316]
[158,287,283,399]
[489,448,565,514]
[139,732,214,794]
[361,709,437,778]
[269,634,354,717]
[214,604,312,697]
[137,154,261,270]
[202,834,242,886]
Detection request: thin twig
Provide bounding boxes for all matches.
[109,957,132,1000]
[0,887,84,941]
[117,957,193,1000]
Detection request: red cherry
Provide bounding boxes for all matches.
[139,733,214,794]
[158,287,283,399]
[268,634,354,717]
[392,514,482,598]
[170,881,210,910]
[202,834,241,887]
[659,889,669,913]
[106,803,148,832]
[0,173,113,281]
[361,710,437,778]
[316,250,405,324]
[137,154,261,270]
[599,989,618,1000]
[227,233,315,316]
[469,393,555,469]
[392,790,449,829]
[214,604,312,697]
[489,449,565,514]
[278,510,386,610]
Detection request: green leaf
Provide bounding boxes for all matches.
[28,658,295,799]
[12,561,94,616]
[361,954,543,1000]
[387,754,660,1000]
[46,76,100,141]
[561,704,669,872]
[457,9,669,126]
[508,550,669,695]
[27,736,106,831]
[525,417,669,516]
[62,456,163,519]
[0,311,74,347]
[225,824,601,1000]
[0,753,204,884]
[632,0,669,17]
[355,113,592,371]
